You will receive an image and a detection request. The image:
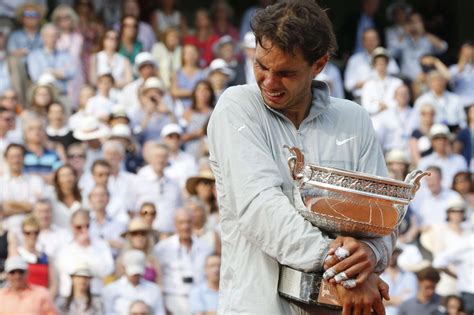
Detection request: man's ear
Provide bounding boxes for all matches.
[311,54,330,77]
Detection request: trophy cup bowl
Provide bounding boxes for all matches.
[278,146,429,307]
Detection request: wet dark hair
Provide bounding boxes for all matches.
[251,0,337,65]
[416,266,440,283]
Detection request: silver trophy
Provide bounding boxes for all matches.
[278,146,429,307]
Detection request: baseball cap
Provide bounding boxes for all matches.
[242,32,256,49]
[429,123,450,139]
[161,123,183,138]
[122,249,146,276]
[446,195,466,211]
[142,77,165,93]
[5,256,28,273]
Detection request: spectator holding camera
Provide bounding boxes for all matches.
[450,41,474,107]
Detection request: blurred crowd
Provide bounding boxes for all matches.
[0,0,472,315]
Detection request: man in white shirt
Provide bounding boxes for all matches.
[189,254,220,315]
[0,143,45,234]
[344,28,399,100]
[418,124,468,188]
[160,123,198,189]
[55,209,114,297]
[410,71,466,131]
[32,198,71,258]
[103,249,165,315]
[136,142,182,234]
[154,209,213,315]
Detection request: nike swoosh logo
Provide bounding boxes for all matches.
[336,136,357,146]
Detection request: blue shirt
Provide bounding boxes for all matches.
[24,149,62,175]
[26,48,76,94]
[6,29,43,55]
[189,282,218,313]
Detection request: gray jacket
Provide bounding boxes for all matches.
[208,81,395,314]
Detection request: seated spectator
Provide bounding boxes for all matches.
[384,1,412,52]
[23,116,62,182]
[418,124,468,188]
[85,73,117,122]
[55,262,104,315]
[160,123,198,188]
[51,164,83,228]
[188,198,221,255]
[314,61,344,99]
[433,233,474,315]
[27,82,57,118]
[88,185,126,254]
[344,28,399,101]
[154,209,213,315]
[110,123,143,173]
[0,256,58,315]
[189,254,221,315]
[409,103,435,166]
[0,89,24,144]
[171,44,207,109]
[68,85,95,131]
[385,149,410,181]
[137,203,158,232]
[117,217,160,283]
[27,23,77,98]
[55,209,114,298]
[182,80,215,159]
[151,27,182,89]
[0,205,15,286]
[0,107,16,174]
[66,143,88,183]
[184,9,219,67]
[398,267,442,315]
[232,31,257,86]
[410,71,466,131]
[390,12,448,81]
[435,295,466,315]
[451,171,474,223]
[136,142,182,234]
[376,84,413,154]
[13,215,57,295]
[80,159,110,208]
[380,247,418,315]
[449,41,474,107]
[118,15,143,66]
[46,102,77,154]
[420,196,471,296]
[32,199,71,259]
[411,166,462,230]
[207,58,234,100]
[361,47,403,119]
[6,3,44,60]
[212,35,238,69]
[186,169,219,228]
[211,1,239,40]
[150,0,186,39]
[103,249,165,315]
[129,77,174,144]
[129,300,152,315]
[412,55,451,100]
[89,29,133,89]
[0,143,46,235]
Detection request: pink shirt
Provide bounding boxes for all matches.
[0,284,57,315]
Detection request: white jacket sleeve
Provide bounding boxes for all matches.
[208,93,331,272]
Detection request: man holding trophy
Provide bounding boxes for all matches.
[207,1,411,314]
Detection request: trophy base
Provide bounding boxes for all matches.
[278,265,342,309]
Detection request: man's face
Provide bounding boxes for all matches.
[33,202,52,228]
[430,75,446,94]
[205,255,221,283]
[25,120,45,144]
[362,30,379,53]
[89,186,109,211]
[0,90,18,110]
[149,147,168,174]
[104,147,123,170]
[7,269,27,290]
[162,133,181,152]
[0,110,15,133]
[92,165,110,185]
[138,64,156,80]
[42,27,58,49]
[426,171,442,194]
[175,211,192,240]
[5,147,24,173]
[253,38,325,116]
[418,279,436,301]
[71,214,90,244]
[431,136,448,154]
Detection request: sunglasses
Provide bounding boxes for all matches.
[23,10,40,18]
[124,23,138,28]
[68,154,86,159]
[8,269,26,275]
[140,210,156,216]
[74,223,90,231]
[23,230,40,236]
[130,230,147,237]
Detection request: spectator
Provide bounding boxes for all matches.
[150,0,186,39]
[410,71,466,131]
[380,247,418,315]
[55,209,114,298]
[154,209,213,315]
[6,3,44,60]
[433,234,474,315]
[68,85,95,131]
[376,84,413,154]
[0,106,15,157]
[160,123,198,188]
[66,143,88,182]
[451,171,474,222]
[118,15,142,66]
[0,89,24,145]
[117,217,160,283]
[109,123,143,173]
[188,198,221,254]
[186,169,219,228]
[409,103,436,166]
[384,1,412,52]
[184,9,220,67]
[89,29,133,89]
[435,295,466,315]
[32,199,71,259]
[0,256,58,315]
[207,58,234,100]
[46,102,77,154]
[411,166,462,230]
[103,249,165,315]
[398,267,442,315]
[211,1,239,41]
[0,204,16,286]
[385,149,410,181]
[412,55,451,100]
[181,80,214,159]
[137,203,158,232]
[418,124,468,189]
[27,23,77,98]
[212,35,238,68]
[0,143,45,235]
[151,27,182,89]
[314,61,344,99]
[390,12,448,81]
[28,83,57,117]
[51,164,82,228]
[129,300,152,315]
[55,262,104,315]
[232,31,256,86]
[136,142,182,234]
[85,72,116,122]
[344,28,399,100]
[449,41,474,107]
[88,184,126,254]
[171,44,207,109]
[189,254,221,315]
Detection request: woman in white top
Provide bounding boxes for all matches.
[150,0,186,38]
[151,27,182,89]
[52,164,83,229]
[89,30,133,89]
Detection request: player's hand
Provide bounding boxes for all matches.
[336,273,390,315]
[323,236,377,287]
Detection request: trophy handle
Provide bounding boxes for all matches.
[284,145,305,180]
[404,170,430,196]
